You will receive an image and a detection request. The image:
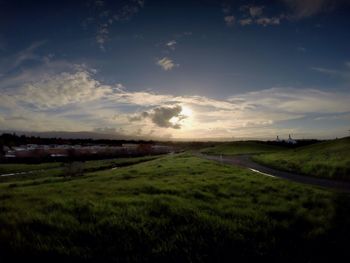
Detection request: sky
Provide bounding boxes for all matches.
[0,0,350,140]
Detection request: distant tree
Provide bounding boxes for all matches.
[0,144,4,158]
[67,148,78,159]
[137,144,153,155]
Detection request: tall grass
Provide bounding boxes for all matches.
[0,153,349,262]
[254,137,350,180]
[201,141,285,155]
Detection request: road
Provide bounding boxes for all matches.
[198,153,350,193]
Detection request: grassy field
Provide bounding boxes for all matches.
[0,156,158,183]
[201,141,285,155]
[1,153,350,262]
[0,162,62,175]
[254,137,350,180]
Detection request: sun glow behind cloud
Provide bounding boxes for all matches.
[169,105,193,130]
[1,0,350,140]
[0,63,350,139]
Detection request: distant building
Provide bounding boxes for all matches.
[275,134,297,144]
[5,150,16,158]
[152,145,173,154]
[122,144,138,148]
[286,134,297,144]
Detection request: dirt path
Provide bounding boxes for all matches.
[0,169,51,177]
[198,153,350,193]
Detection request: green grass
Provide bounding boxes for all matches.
[0,162,62,175]
[0,156,159,183]
[201,141,285,155]
[82,156,159,172]
[254,137,350,180]
[0,153,350,262]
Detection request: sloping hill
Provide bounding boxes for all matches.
[254,137,350,180]
[1,154,350,261]
[201,141,286,155]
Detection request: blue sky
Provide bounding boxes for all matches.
[0,0,350,139]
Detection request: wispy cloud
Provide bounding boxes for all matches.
[249,6,264,17]
[96,24,109,51]
[221,3,236,27]
[280,0,339,19]
[165,40,177,50]
[156,57,178,71]
[84,0,145,50]
[239,18,253,26]
[237,5,283,27]
[0,41,46,74]
[1,60,350,139]
[256,16,281,26]
[312,67,339,75]
[234,0,344,27]
[312,62,350,80]
[224,15,235,27]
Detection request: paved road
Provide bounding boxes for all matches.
[198,153,350,193]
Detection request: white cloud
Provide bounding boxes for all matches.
[1,62,350,139]
[17,71,113,109]
[12,41,46,68]
[249,6,264,17]
[156,57,178,71]
[281,0,334,19]
[166,40,177,50]
[237,5,283,27]
[231,88,350,114]
[96,24,109,51]
[312,67,339,75]
[256,17,281,26]
[0,41,46,73]
[84,0,145,50]
[224,15,235,27]
[228,1,346,28]
[312,62,350,80]
[239,18,253,26]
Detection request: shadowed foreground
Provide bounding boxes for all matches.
[1,154,350,262]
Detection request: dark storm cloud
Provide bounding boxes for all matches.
[130,105,187,129]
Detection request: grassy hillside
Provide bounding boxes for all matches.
[254,137,350,180]
[1,154,350,262]
[0,162,62,175]
[201,141,285,155]
[0,156,158,183]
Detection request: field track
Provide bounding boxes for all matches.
[199,153,350,193]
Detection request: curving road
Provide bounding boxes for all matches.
[198,153,350,193]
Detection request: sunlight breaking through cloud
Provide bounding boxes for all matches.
[0,65,349,139]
